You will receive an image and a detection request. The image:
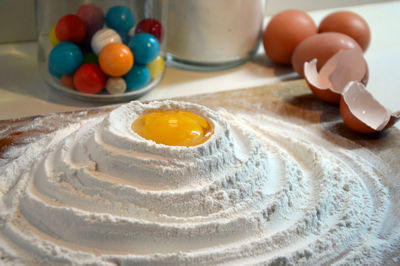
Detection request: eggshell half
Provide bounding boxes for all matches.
[304,48,368,103]
[340,81,399,134]
[292,32,362,77]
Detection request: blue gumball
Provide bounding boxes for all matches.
[119,31,131,45]
[48,63,62,78]
[128,33,160,64]
[106,6,134,33]
[49,42,83,74]
[124,65,150,91]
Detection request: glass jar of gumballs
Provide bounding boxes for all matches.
[35,0,167,101]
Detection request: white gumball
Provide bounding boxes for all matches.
[128,25,136,38]
[106,77,127,94]
[91,28,122,55]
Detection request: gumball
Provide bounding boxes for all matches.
[77,4,104,34]
[106,6,134,33]
[106,77,127,94]
[128,33,160,64]
[49,25,60,47]
[147,55,165,78]
[61,74,74,89]
[83,52,98,64]
[99,43,133,77]
[91,28,122,55]
[48,63,62,78]
[128,26,136,38]
[77,4,105,51]
[119,31,131,45]
[135,18,164,43]
[73,63,106,94]
[49,42,83,74]
[124,65,151,91]
[55,14,87,44]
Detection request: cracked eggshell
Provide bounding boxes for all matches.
[304,48,368,104]
[292,32,362,77]
[340,81,400,134]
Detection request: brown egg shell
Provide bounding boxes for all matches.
[340,81,398,134]
[340,97,379,134]
[319,11,371,52]
[292,32,362,77]
[385,113,400,130]
[263,9,317,65]
[340,98,399,134]
[307,80,341,104]
[304,59,341,103]
[304,49,368,104]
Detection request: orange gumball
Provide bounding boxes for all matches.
[99,43,133,77]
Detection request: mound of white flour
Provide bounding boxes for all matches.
[0,100,399,265]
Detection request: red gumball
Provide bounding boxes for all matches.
[73,63,106,94]
[61,74,74,89]
[135,18,163,43]
[55,14,87,44]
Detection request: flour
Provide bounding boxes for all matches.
[0,100,399,265]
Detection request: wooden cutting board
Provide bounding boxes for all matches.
[1,79,399,164]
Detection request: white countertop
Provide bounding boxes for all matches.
[0,1,399,127]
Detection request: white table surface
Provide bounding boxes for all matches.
[0,1,399,129]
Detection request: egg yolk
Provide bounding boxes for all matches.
[132,110,213,147]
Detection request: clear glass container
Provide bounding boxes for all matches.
[166,0,264,71]
[36,0,167,102]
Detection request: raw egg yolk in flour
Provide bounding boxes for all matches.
[132,110,213,147]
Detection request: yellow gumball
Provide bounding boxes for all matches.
[147,55,165,78]
[49,25,60,47]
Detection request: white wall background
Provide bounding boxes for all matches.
[0,0,37,43]
[0,0,393,43]
[266,0,393,14]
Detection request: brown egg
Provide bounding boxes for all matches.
[263,10,317,65]
[291,32,362,77]
[319,11,370,52]
[304,49,368,104]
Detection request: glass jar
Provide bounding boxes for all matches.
[36,0,167,102]
[166,0,264,71]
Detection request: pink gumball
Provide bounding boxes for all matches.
[77,4,104,51]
